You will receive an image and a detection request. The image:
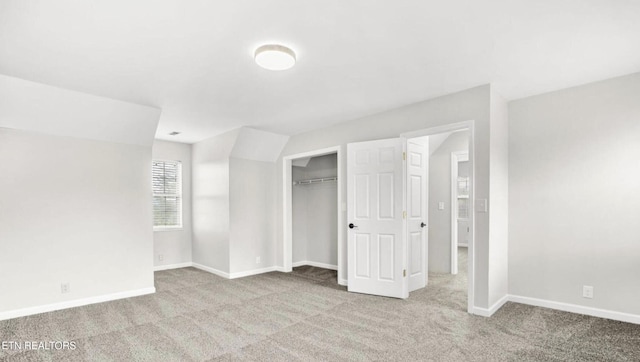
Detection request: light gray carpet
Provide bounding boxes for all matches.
[2,247,639,361]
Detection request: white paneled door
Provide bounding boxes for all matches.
[407,138,428,292]
[347,138,407,299]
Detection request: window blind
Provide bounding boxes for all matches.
[152,160,182,228]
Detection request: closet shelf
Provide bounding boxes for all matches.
[293,176,338,186]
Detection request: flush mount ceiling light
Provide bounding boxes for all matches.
[254,44,296,71]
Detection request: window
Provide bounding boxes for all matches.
[457,176,469,219]
[152,160,182,229]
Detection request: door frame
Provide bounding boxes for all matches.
[282,146,344,284]
[450,151,469,275]
[401,120,475,314]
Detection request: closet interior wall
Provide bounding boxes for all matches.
[292,154,338,269]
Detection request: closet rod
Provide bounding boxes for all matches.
[293,176,337,186]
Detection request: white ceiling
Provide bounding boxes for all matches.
[1,0,639,144]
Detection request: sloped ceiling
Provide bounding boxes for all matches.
[231,127,289,163]
[0,75,160,146]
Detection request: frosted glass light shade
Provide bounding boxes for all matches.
[254,44,296,71]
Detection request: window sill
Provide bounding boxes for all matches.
[154,227,184,232]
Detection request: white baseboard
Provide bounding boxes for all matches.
[292,261,338,270]
[473,294,509,317]
[192,263,281,279]
[229,266,278,279]
[509,294,640,325]
[154,262,193,271]
[273,266,287,272]
[471,294,640,324]
[0,287,156,321]
[192,263,230,278]
[338,278,348,286]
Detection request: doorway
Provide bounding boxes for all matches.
[402,121,474,313]
[292,153,338,271]
[282,146,344,285]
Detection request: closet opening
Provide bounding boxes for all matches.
[292,153,338,278]
[282,146,344,285]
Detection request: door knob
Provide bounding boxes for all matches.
[421,222,427,228]
[349,223,358,229]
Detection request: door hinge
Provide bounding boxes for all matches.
[403,152,406,161]
[403,211,406,219]
[403,269,407,277]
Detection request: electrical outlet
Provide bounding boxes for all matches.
[256,256,261,264]
[583,285,594,299]
[475,199,488,213]
[61,283,70,294]
[438,202,445,210]
[158,254,164,262]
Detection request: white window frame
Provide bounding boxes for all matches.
[152,159,183,231]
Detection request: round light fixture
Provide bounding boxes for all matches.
[254,44,296,71]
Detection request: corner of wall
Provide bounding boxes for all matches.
[231,127,290,163]
[152,140,194,268]
[488,85,509,306]
[192,127,288,276]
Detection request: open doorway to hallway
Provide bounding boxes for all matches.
[407,128,470,311]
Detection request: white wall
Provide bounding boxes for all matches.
[488,89,509,308]
[229,158,276,273]
[0,128,155,315]
[191,127,287,275]
[152,140,193,268]
[230,127,289,162]
[292,154,338,267]
[306,183,338,266]
[191,129,239,273]
[509,72,640,316]
[428,131,469,273]
[277,85,501,309]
